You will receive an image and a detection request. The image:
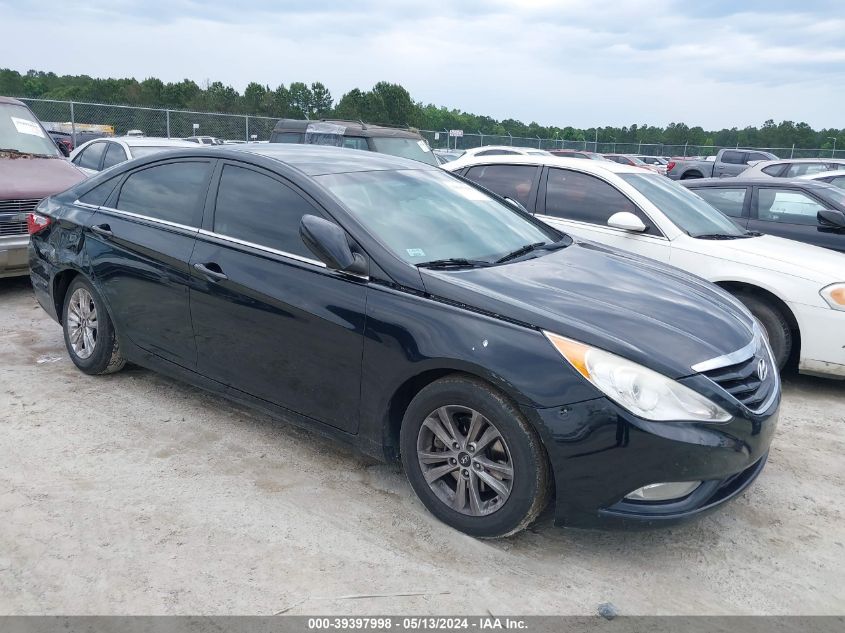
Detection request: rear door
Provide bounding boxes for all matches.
[536,167,671,262]
[188,161,367,432]
[749,185,843,251]
[87,158,214,367]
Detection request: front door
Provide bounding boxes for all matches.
[536,166,671,263]
[188,161,367,432]
[750,186,844,252]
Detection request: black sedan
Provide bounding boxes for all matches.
[682,177,845,253]
[28,145,778,537]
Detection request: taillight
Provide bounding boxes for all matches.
[666,161,676,172]
[27,213,52,235]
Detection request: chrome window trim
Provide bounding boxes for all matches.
[73,200,100,210]
[197,229,327,268]
[96,205,199,233]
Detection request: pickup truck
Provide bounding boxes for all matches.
[666,148,778,180]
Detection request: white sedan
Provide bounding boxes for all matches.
[446,154,845,379]
[69,137,198,176]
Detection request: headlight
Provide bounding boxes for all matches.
[820,283,845,312]
[544,332,731,423]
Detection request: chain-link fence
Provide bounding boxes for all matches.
[19,98,279,145]
[17,98,841,159]
[419,130,840,159]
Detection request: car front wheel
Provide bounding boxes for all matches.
[400,375,551,538]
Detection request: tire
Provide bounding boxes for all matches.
[400,375,551,538]
[732,292,792,370]
[62,276,126,375]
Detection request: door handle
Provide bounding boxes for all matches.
[193,262,228,281]
[91,223,113,237]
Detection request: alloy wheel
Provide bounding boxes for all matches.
[416,405,514,516]
[67,287,98,359]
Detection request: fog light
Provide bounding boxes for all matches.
[625,481,701,502]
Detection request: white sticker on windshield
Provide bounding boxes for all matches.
[444,179,488,201]
[406,248,426,257]
[417,140,431,152]
[11,116,45,138]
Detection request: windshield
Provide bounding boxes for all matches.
[819,185,845,208]
[317,169,559,265]
[0,103,61,157]
[619,173,747,237]
[370,137,439,166]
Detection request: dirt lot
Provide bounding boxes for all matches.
[1,276,843,615]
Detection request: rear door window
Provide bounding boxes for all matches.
[463,164,538,208]
[755,188,827,225]
[720,150,745,165]
[77,142,107,170]
[101,142,128,169]
[691,187,748,218]
[543,168,657,234]
[115,161,211,227]
[213,164,324,259]
[785,163,831,177]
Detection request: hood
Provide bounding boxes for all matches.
[420,241,756,379]
[0,157,87,200]
[692,234,845,283]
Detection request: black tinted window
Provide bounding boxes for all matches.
[79,176,120,206]
[762,164,786,176]
[101,142,127,169]
[464,164,537,207]
[720,151,745,165]
[272,132,304,143]
[691,187,747,218]
[77,142,106,170]
[544,168,655,234]
[116,162,209,226]
[214,164,321,258]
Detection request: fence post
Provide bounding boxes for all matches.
[245,115,250,142]
[478,131,484,148]
[69,101,76,148]
[507,132,513,146]
[791,143,794,159]
[166,110,171,138]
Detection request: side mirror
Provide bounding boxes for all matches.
[607,211,647,232]
[504,197,529,213]
[818,209,845,229]
[299,215,368,276]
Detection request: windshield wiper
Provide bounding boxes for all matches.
[495,242,547,263]
[693,233,751,240]
[0,148,55,158]
[416,258,492,269]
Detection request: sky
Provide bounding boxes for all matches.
[1,0,843,130]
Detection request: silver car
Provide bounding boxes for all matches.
[741,158,845,179]
[69,137,198,176]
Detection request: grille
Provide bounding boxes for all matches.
[0,220,27,236]
[0,198,41,213]
[703,352,776,410]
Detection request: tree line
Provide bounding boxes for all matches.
[2,68,842,150]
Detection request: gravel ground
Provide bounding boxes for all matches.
[1,276,843,615]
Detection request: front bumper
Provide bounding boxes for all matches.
[523,383,779,530]
[790,301,845,379]
[0,235,29,278]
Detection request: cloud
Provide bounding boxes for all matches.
[0,0,842,128]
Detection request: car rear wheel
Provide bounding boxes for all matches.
[62,276,125,375]
[733,292,792,369]
[400,375,551,538]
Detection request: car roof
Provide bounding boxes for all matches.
[749,158,845,166]
[799,170,845,180]
[118,137,199,147]
[683,176,836,189]
[0,96,26,106]
[272,118,422,140]
[206,143,439,175]
[444,152,648,174]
